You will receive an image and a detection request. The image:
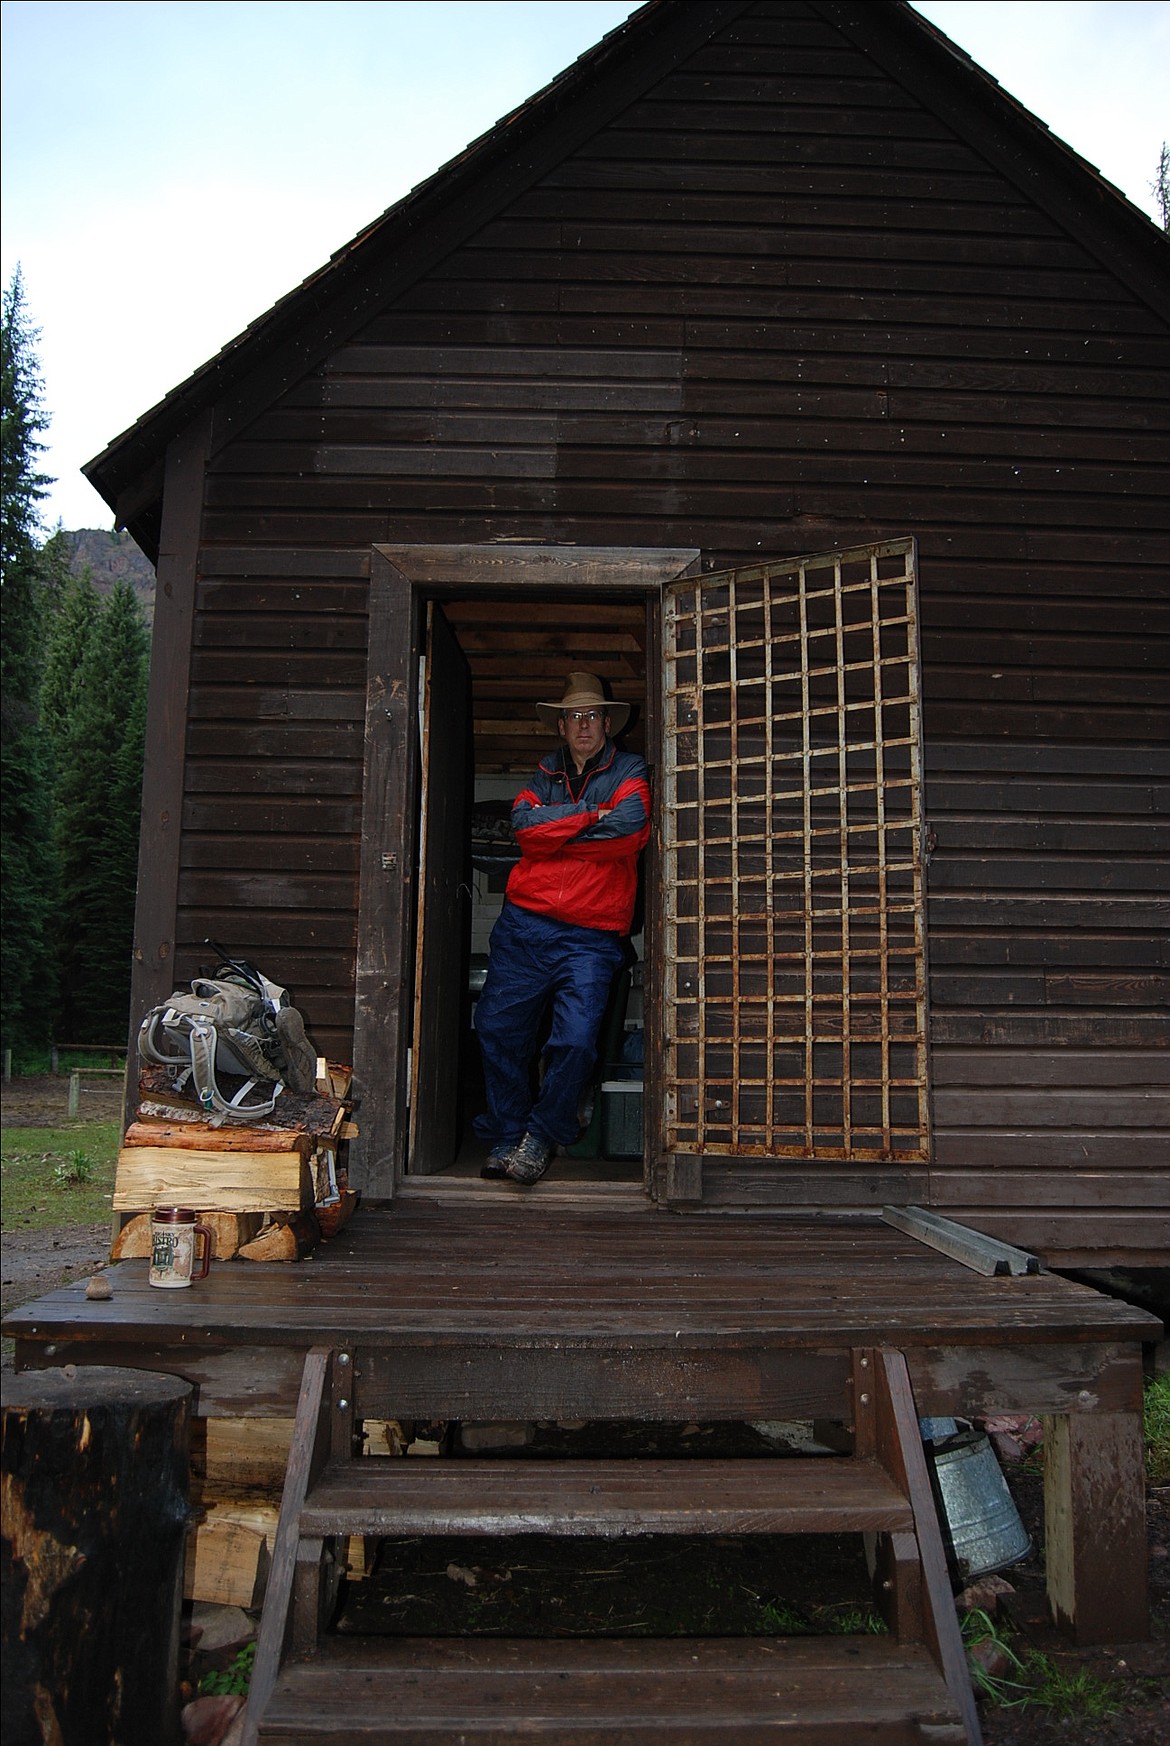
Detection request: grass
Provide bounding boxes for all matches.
[962,1607,1125,1718]
[6,1047,127,1076]
[1146,1372,1170,1485]
[1022,1653,1127,1720]
[1,1119,120,1230]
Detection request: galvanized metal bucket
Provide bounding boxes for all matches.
[924,1426,1032,1580]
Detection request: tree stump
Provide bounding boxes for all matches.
[2,1365,193,1745]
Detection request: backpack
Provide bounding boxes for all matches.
[138,950,318,1122]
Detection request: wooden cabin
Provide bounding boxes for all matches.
[11,6,1159,1738]
[84,0,1167,1262]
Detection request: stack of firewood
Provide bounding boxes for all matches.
[111,1060,359,1263]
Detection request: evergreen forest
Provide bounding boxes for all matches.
[1,268,149,1058]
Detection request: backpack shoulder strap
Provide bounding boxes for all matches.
[188,1021,284,1123]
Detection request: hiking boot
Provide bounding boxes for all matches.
[275,1004,319,1094]
[480,1142,516,1181]
[505,1132,554,1185]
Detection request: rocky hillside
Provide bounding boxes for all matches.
[66,528,156,625]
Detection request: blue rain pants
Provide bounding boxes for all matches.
[473,900,625,1149]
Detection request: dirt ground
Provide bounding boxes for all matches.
[1,1221,112,1330]
[1,1071,125,1129]
[2,1075,1166,1740]
[1,1075,122,1346]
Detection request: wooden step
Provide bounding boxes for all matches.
[257,1635,966,1743]
[300,1456,914,1539]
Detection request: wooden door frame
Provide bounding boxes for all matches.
[350,544,700,1201]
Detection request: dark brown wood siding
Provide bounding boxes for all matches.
[180,546,368,1057]
[173,0,1167,1247]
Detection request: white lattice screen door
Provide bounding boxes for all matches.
[661,538,930,1167]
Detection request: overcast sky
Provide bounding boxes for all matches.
[2,0,1166,533]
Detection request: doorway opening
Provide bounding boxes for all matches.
[352,539,926,1207]
[407,591,652,1187]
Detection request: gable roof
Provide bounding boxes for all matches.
[84,0,1168,560]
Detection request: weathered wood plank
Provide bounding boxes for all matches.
[917,1210,1169,1260]
[1044,1411,1149,1644]
[244,1348,333,1746]
[932,1047,1170,1088]
[931,1130,1169,1169]
[10,1343,308,1416]
[928,1171,1167,1208]
[6,1210,1158,1357]
[873,1350,983,1746]
[351,1343,852,1424]
[300,1457,913,1539]
[905,1342,1145,1418]
[349,554,416,1198]
[259,1636,964,1744]
[930,1014,1170,1049]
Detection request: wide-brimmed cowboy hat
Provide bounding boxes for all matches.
[535,671,631,733]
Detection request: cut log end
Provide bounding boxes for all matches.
[237,1210,320,1263]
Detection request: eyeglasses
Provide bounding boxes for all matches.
[564,709,603,725]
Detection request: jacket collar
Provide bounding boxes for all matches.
[542,738,616,788]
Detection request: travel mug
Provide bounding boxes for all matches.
[149,1206,213,1288]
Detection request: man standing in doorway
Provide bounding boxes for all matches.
[474,672,650,1185]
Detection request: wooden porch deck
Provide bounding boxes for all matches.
[5,1198,1157,1399]
[4,1196,1161,1652]
[5,1198,1161,1741]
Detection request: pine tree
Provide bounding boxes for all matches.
[0,267,56,1048]
[41,554,101,776]
[54,580,149,1040]
[36,525,75,620]
[1,267,50,577]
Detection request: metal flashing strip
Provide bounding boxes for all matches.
[883,1204,1042,1277]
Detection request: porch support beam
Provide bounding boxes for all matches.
[1043,1408,1149,1643]
[351,553,418,1199]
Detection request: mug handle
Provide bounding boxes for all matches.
[193,1222,214,1280]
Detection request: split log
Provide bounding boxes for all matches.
[362,1419,408,1457]
[184,1496,278,1610]
[137,1065,345,1140]
[237,1210,320,1263]
[344,1535,376,1581]
[113,1144,313,1213]
[316,1189,360,1241]
[191,1418,295,1493]
[111,1210,264,1261]
[135,1098,207,1127]
[110,1211,153,1259]
[2,1365,192,1745]
[184,1209,265,1260]
[123,1120,309,1152]
[312,1144,339,1207]
[185,1422,294,1610]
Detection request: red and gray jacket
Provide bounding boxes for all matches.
[506,741,651,933]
